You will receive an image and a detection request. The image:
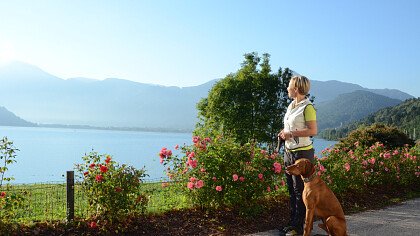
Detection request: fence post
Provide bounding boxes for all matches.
[66,170,75,222]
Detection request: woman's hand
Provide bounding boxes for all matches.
[279,130,293,140]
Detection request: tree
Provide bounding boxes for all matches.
[195,52,293,151]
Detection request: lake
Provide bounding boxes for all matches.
[0,126,337,184]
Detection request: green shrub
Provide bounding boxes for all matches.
[160,135,285,212]
[337,123,414,150]
[76,152,148,225]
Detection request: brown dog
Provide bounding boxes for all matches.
[286,158,348,236]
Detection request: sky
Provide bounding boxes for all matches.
[0,0,419,97]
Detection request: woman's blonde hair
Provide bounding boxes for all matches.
[290,75,311,95]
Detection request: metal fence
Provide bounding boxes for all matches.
[4,175,89,221]
[2,172,180,222]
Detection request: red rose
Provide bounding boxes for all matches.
[89,221,97,228]
[95,175,103,182]
[100,165,108,173]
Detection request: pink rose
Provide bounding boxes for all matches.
[273,162,282,173]
[215,186,223,191]
[258,173,264,180]
[166,149,172,157]
[232,174,239,181]
[344,163,350,172]
[192,136,200,143]
[159,147,167,158]
[187,182,194,190]
[188,159,198,168]
[319,164,326,172]
[195,180,204,189]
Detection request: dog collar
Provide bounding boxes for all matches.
[303,171,317,183]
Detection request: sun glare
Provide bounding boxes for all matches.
[0,42,16,65]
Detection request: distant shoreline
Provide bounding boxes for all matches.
[0,124,193,134]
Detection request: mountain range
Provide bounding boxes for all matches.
[316,90,403,130]
[0,61,414,131]
[319,98,420,140]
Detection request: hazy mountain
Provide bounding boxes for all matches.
[0,62,215,130]
[0,61,414,131]
[310,80,413,103]
[0,106,35,127]
[316,90,403,130]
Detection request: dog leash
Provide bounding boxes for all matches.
[275,137,284,153]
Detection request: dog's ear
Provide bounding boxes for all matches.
[302,159,308,176]
[303,159,312,176]
[305,159,314,175]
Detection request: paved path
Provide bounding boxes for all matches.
[247,198,420,236]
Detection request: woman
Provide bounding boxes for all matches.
[279,75,317,236]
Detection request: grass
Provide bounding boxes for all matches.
[1,182,89,222]
[141,181,191,213]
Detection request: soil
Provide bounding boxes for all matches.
[6,185,420,236]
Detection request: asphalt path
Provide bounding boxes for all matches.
[247,198,420,236]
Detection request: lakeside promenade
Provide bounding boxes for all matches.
[247,198,420,236]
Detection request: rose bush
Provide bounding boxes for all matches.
[160,135,285,212]
[0,137,28,225]
[318,141,419,194]
[76,151,148,224]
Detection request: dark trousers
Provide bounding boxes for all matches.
[284,148,314,231]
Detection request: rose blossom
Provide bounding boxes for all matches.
[105,155,111,164]
[232,174,239,181]
[195,180,204,189]
[100,165,108,173]
[95,175,103,182]
[273,162,282,173]
[344,163,350,172]
[89,221,97,228]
